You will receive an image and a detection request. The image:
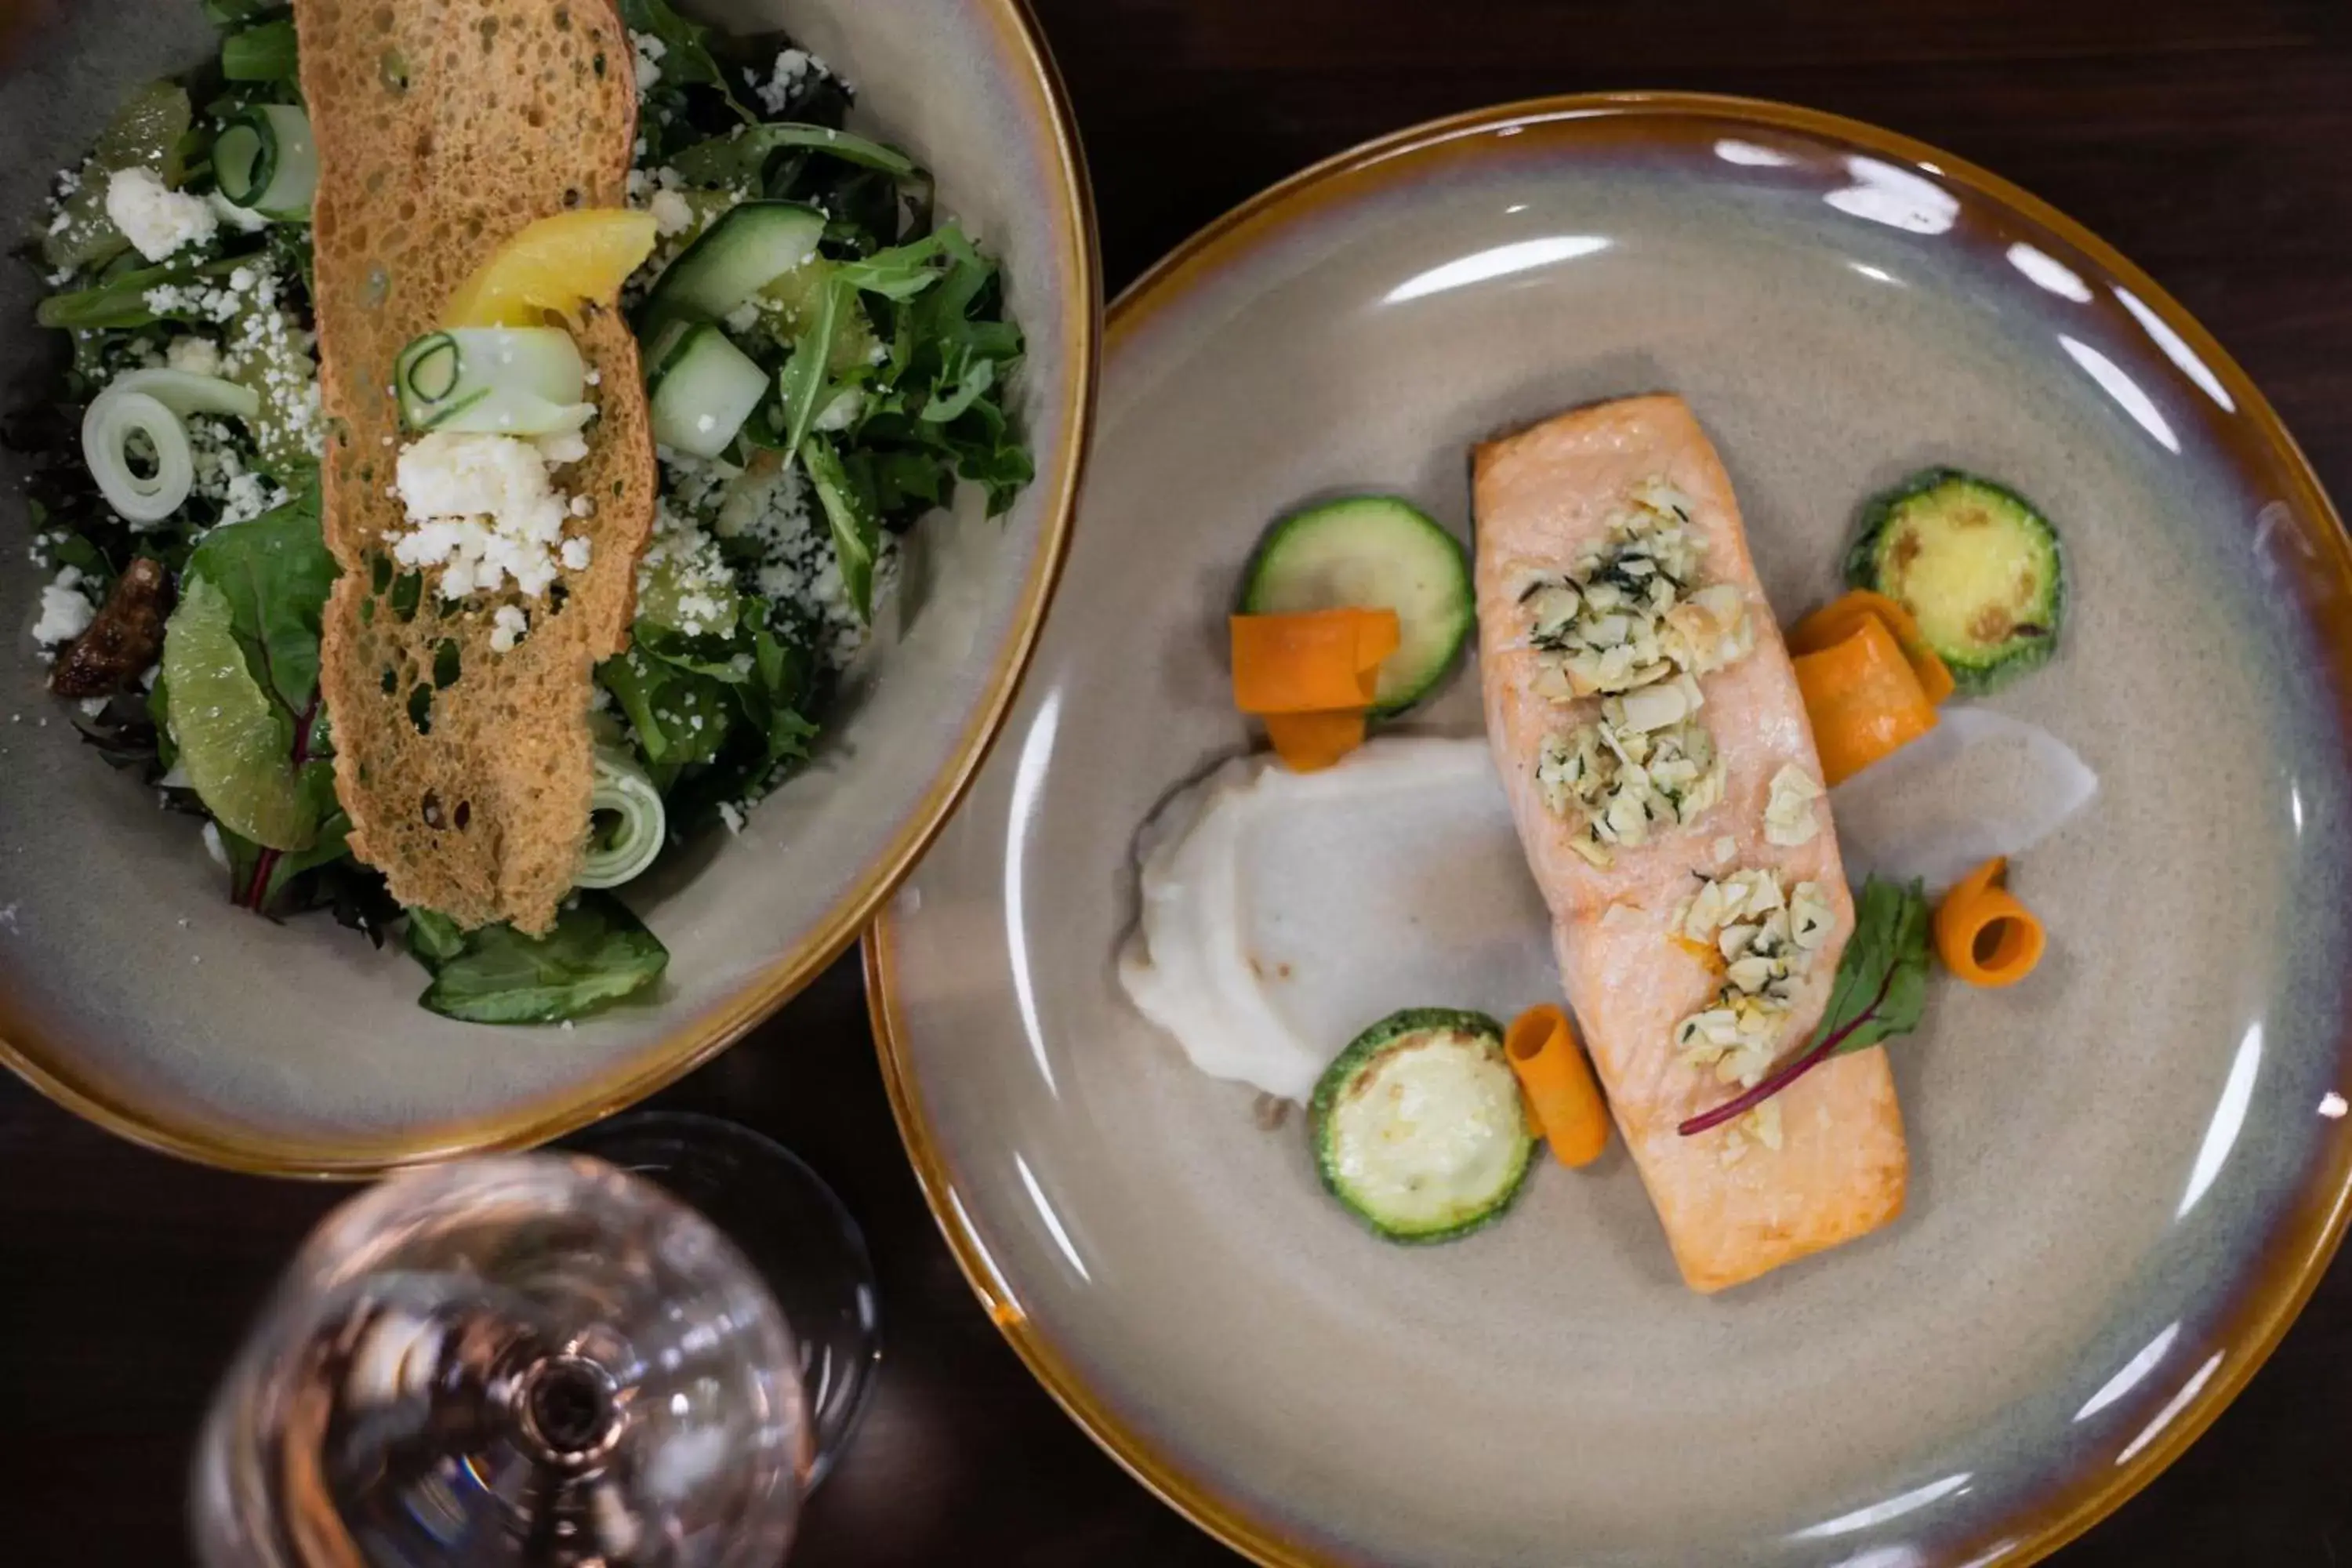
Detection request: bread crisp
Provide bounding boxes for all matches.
[296,0,656,934]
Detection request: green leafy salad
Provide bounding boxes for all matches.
[9,0,1030,1023]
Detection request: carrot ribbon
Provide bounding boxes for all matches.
[1504,1004,1610,1167]
[1788,590,1956,704]
[1230,608,1400,772]
[1933,855,2046,986]
[1790,614,1939,786]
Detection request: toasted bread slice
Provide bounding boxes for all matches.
[296,0,655,933]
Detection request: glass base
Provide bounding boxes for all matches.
[564,1112,880,1488]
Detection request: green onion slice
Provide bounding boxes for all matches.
[576,746,667,889]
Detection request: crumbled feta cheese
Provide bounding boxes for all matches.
[105,166,216,262]
[753,47,826,116]
[488,604,529,653]
[561,536,592,571]
[630,30,667,91]
[648,189,695,238]
[186,416,290,526]
[31,569,95,645]
[165,335,223,378]
[722,299,762,334]
[535,427,590,466]
[78,696,109,717]
[717,800,746,835]
[390,432,586,600]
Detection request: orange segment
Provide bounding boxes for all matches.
[442,209,661,329]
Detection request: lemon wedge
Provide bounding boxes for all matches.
[442,209,659,329]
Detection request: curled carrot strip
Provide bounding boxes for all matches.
[1504,1004,1610,1167]
[1788,590,1956,705]
[1232,608,1399,771]
[1261,709,1368,773]
[1933,856,2046,987]
[1229,608,1400,713]
[1791,615,1938,786]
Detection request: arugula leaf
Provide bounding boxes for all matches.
[597,646,735,782]
[222,18,299,82]
[184,481,336,717]
[775,274,848,459]
[598,595,825,828]
[801,434,880,622]
[920,345,996,424]
[405,893,670,1025]
[832,230,960,302]
[1677,877,1933,1137]
[655,599,822,827]
[671,122,921,189]
[615,0,750,120]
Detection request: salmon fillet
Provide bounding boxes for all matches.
[1474,394,1907,1293]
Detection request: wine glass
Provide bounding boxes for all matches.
[560,1112,880,1487]
[189,1124,874,1568]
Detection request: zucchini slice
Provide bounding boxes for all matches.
[1240,496,1473,715]
[1845,467,2064,695]
[1308,1007,1535,1244]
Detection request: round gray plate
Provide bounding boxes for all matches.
[871,96,2352,1567]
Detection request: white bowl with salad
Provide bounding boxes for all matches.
[0,0,1095,1170]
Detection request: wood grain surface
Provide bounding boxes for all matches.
[3,2,2350,1563]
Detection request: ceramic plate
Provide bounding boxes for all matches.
[0,0,1095,1172]
[869,96,2352,1566]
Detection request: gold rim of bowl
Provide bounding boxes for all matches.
[0,0,1102,1178]
[866,89,2352,1568]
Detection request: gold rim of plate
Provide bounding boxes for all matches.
[865,90,2352,1568]
[0,0,1102,1178]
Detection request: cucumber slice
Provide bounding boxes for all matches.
[395,327,589,435]
[647,324,768,459]
[640,201,826,336]
[1240,496,1472,714]
[1845,467,2064,695]
[212,104,317,221]
[1308,1007,1535,1244]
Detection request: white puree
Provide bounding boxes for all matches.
[1120,718,2096,1102]
[1118,738,1555,1103]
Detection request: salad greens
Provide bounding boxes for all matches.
[1677,877,1932,1135]
[13,0,1031,1024]
[407,895,670,1025]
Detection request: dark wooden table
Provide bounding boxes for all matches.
[6,2,2352,1563]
